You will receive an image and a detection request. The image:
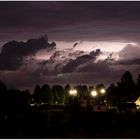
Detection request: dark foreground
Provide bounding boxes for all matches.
[0,106,140,139]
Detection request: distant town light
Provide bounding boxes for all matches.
[100,88,106,94]
[69,89,78,96]
[91,90,97,97]
[30,103,35,107]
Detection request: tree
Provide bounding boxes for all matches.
[33,85,41,104]
[89,86,94,92]
[0,81,8,114]
[120,71,134,85]
[106,84,118,106]
[0,80,7,92]
[57,85,65,105]
[22,89,31,104]
[117,71,135,102]
[52,85,65,105]
[75,85,82,100]
[135,74,140,97]
[64,84,71,104]
[137,74,140,86]
[8,89,30,115]
[52,85,59,105]
[96,84,106,94]
[81,85,88,98]
[40,84,52,104]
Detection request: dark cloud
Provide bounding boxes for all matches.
[0,35,56,70]
[76,60,109,73]
[61,55,93,73]
[1,2,140,42]
[117,59,140,65]
[61,49,102,73]
[1,2,140,26]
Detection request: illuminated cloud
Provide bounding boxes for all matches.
[0,2,140,90]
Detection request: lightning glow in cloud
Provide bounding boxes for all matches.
[55,41,137,52]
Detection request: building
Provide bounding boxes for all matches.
[135,97,140,109]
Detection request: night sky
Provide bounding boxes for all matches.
[1,1,140,90]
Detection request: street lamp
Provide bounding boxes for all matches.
[91,90,97,97]
[100,88,106,94]
[69,89,78,96]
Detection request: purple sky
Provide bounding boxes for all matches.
[1,1,140,91]
[1,1,140,42]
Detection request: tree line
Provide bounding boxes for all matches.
[0,71,140,114]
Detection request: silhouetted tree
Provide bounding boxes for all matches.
[89,86,94,92]
[117,71,136,102]
[135,74,140,97]
[64,84,71,104]
[81,85,88,98]
[40,84,52,104]
[22,89,31,104]
[33,85,41,104]
[52,85,65,105]
[106,84,118,106]
[52,85,59,105]
[0,80,7,92]
[137,74,140,86]
[96,84,105,94]
[0,81,8,114]
[7,89,30,116]
[57,85,65,105]
[75,85,82,100]
[74,85,88,101]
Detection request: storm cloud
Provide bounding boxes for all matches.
[0,2,140,90]
[0,35,56,70]
[1,2,140,42]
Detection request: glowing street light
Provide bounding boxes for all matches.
[91,90,97,97]
[100,88,106,94]
[69,89,78,96]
